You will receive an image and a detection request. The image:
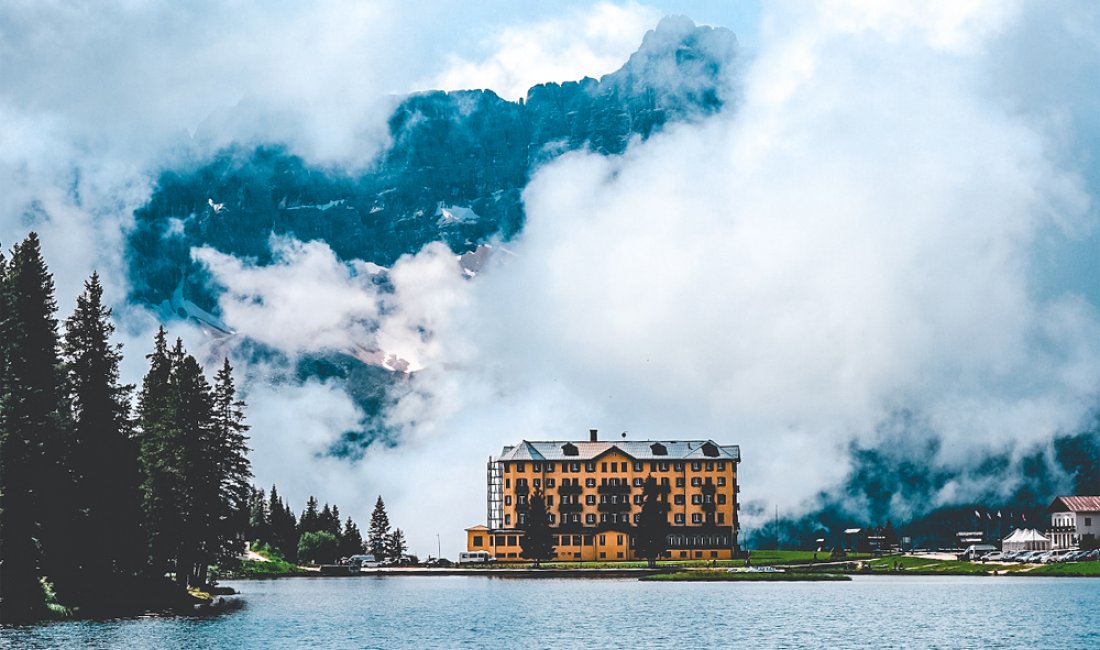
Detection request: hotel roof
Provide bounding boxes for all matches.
[496,440,740,463]
[1048,496,1100,513]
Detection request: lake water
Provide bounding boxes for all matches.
[2,575,1098,649]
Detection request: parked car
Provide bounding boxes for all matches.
[347,554,381,568]
[424,557,454,568]
[980,552,1004,562]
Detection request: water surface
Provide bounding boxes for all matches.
[3,575,1097,649]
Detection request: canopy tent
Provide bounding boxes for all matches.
[1002,528,1050,552]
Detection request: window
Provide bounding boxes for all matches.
[692,513,702,524]
[519,514,527,525]
[674,495,685,505]
[705,461,714,471]
[601,462,608,472]
[717,462,726,471]
[717,477,726,487]
[546,496,554,506]
[504,463,511,473]
[518,495,528,505]
[585,462,595,472]
[674,462,684,471]
[674,513,685,524]
[676,477,685,487]
[517,462,525,472]
[571,462,580,472]
[505,514,511,526]
[548,514,556,523]
[600,535,607,545]
[661,477,670,486]
[505,478,511,488]
[508,535,518,545]
[584,535,594,545]
[585,478,596,488]
[718,494,727,504]
[659,462,669,471]
[691,494,701,505]
[505,496,512,506]
[546,463,555,472]
[611,462,619,472]
[494,535,506,546]
[718,513,725,524]
[546,478,556,488]
[533,479,541,489]
[586,495,596,505]
[586,514,596,524]
[634,462,643,471]
[633,478,644,487]
[705,495,713,503]
[533,463,542,472]
[634,495,644,505]
[617,534,624,544]
[691,477,702,487]
[599,552,606,559]
[1086,517,1093,526]
[473,535,483,546]
[572,535,582,546]
[692,462,701,471]
[600,514,608,523]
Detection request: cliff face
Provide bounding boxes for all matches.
[125,17,738,317]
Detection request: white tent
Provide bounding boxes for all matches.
[1002,528,1050,552]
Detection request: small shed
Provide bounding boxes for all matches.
[1002,528,1050,552]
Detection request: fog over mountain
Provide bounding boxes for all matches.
[2,1,1100,554]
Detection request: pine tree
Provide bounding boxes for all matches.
[61,272,142,606]
[339,516,364,557]
[520,490,555,567]
[367,496,391,559]
[210,359,252,569]
[268,485,299,562]
[634,476,670,567]
[247,487,270,544]
[386,528,408,562]
[325,504,342,537]
[300,496,321,535]
[137,326,180,579]
[0,234,77,618]
[0,245,48,623]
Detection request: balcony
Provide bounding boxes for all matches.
[558,483,582,496]
[558,502,583,513]
[598,501,631,513]
[597,483,631,495]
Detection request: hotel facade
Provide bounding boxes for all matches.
[465,430,741,561]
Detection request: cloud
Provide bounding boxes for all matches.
[434,1,662,100]
[374,0,1100,550]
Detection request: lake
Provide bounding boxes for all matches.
[2,575,1098,649]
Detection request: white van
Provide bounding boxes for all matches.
[458,551,495,564]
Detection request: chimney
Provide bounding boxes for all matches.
[589,429,598,442]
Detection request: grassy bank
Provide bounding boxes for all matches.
[641,570,850,582]
[221,544,309,578]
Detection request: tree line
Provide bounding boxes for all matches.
[0,233,251,623]
[244,486,370,565]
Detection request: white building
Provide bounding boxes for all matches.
[1047,496,1100,550]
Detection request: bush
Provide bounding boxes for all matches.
[298,531,339,565]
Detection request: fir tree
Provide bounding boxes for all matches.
[210,359,252,569]
[520,490,555,567]
[386,528,408,563]
[339,516,364,557]
[300,496,321,535]
[247,487,270,544]
[0,233,77,618]
[61,272,142,605]
[137,326,180,579]
[367,496,391,559]
[634,476,670,568]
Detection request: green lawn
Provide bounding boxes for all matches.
[1026,561,1100,576]
[748,550,874,565]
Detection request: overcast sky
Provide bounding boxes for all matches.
[2,1,1099,556]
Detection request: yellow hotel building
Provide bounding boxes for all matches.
[465,430,741,561]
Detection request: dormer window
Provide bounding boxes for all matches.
[562,443,579,456]
[701,442,719,457]
[650,442,667,456]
